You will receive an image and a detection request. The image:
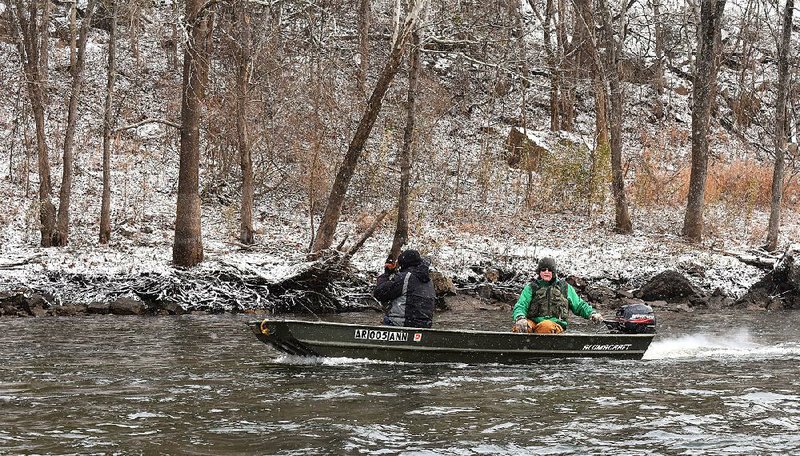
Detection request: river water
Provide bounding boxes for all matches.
[1,308,799,455]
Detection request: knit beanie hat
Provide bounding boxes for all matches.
[536,257,557,273]
[398,249,423,268]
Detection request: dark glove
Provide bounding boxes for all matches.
[384,257,398,275]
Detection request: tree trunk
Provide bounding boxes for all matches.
[766,0,793,251]
[357,0,370,95]
[543,0,559,131]
[53,0,97,246]
[69,0,76,68]
[170,1,180,71]
[130,2,140,64]
[390,28,422,260]
[100,0,117,244]
[173,0,214,267]
[652,0,665,96]
[9,0,56,246]
[557,0,575,131]
[682,0,727,242]
[32,86,56,247]
[524,0,559,130]
[565,0,594,133]
[236,0,254,245]
[590,76,609,216]
[597,0,632,233]
[311,0,426,254]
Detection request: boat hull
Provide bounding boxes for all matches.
[248,319,654,363]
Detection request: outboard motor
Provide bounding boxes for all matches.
[604,303,656,334]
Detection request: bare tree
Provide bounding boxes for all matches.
[572,0,610,215]
[173,0,215,267]
[652,0,665,96]
[524,0,559,131]
[556,0,598,135]
[682,0,726,242]
[556,0,568,130]
[69,0,77,68]
[310,0,427,255]
[389,26,422,260]
[9,0,56,246]
[235,0,255,245]
[766,0,794,251]
[597,0,632,233]
[100,0,117,244]
[53,0,97,246]
[544,0,559,131]
[357,0,370,95]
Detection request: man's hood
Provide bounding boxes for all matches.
[406,261,431,283]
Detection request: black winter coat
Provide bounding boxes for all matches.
[373,262,435,328]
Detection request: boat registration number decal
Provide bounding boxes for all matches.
[354,329,409,342]
[582,344,633,351]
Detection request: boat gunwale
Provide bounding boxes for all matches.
[247,318,656,339]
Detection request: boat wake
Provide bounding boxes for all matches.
[273,354,398,366]
[644,328,800,360]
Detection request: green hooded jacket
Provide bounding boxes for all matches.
[512,279,595,329]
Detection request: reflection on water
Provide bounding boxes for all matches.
[1,310,799,454]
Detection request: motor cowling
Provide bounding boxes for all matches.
[604,303,656,334]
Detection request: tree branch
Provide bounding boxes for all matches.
[114,118,182,132]
[343,208,392,260]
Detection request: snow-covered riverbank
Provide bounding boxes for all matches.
[2,199,796,317]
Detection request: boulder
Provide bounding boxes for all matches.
[706,295,734,309]
[484,268,501,283]
[87,301,110,315]
[155,299,186,315]
[585,286,616,306]
[53,303,88,316]
[109,297,147,316]
[505,127,548,172]
[0,289,28,306]
[645,299,691,312]
[491,288,519,303]
[697,288,734,309]
[638,270,702,302]
[616,289,635,299]
[476,283,493,300]
[430,271,456,297]
[23,293,52,317]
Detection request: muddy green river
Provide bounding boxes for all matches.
[1,309,799,454]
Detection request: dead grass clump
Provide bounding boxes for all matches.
[633,155,800,215]
[706,160,773,210]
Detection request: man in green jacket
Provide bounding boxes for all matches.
[512,257,603,334]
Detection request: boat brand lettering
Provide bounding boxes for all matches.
[582,344,633,351]
[354,329,409,342]
[413,333,423,342]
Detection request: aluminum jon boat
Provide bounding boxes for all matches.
[248,313,656,363]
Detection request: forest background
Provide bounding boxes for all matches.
[0,0,798,314]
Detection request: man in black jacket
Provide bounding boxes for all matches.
[373,249,435,328]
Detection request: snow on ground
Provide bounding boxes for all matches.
[2,184,795,301]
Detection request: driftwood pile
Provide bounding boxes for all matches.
[1,251,380,316]
[735,248,800,310]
